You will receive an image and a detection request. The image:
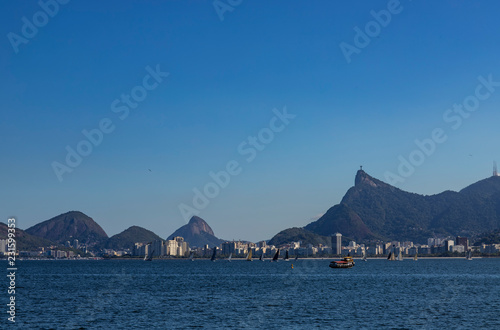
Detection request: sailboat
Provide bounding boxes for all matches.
[228,253,232,262]
[294,255,298,261]
[362,251,367,262]
[144,248,154,261]
[387,252,393,260]
[259,252,264,261]
[397,249,403,261]
[272,249,280,262]
[466,249,472,261]
[210,248,217,262]
[413,253,418,261]
[188,252,194,261]
[246,249,252,261]
[283,250,290,261]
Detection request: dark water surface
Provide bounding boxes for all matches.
[9,258,500,329]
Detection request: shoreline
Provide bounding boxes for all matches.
[9,256,500,261]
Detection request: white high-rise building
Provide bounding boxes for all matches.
[167,240,177,256]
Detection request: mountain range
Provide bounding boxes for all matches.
[1,211,223,252]
[271,169,500,244]
[4,169,500,252]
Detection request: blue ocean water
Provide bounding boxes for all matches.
[9,258,500,329]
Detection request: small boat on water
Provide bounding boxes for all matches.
[211,248,217,262]
[259,252,264,261]
[294,255,298,261]
[188,252,194,261]
[387,245,396,261]
[329,256,355,269]
[397,249,403,261]
[228,253,232,262]
[283,250,290,261]
[144,248,154,261]
[413,253,418,261]
[272,249,280,262]
[362,250,367,262]
[466,249,472,261]
[246,249,252,261]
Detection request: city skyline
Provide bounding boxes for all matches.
[2,1,500,242]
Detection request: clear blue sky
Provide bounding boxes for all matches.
[1,0,500,242]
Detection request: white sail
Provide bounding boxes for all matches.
[144,246,154,261]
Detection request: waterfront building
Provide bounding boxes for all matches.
[419,245,431,255]
[152,240,164,257]
[222,241,237,255]
[0,239,7,254]
[332,233,342,255]
[367,246,378,255]
[408,246,418,256]
[56,250,67,258]
[480,244,500,254]
[175,241,189,257]
[133,243,146,256]
[456,236,468,251]
[167,240,178,256]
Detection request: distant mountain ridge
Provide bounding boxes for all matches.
[272,170,500,244]
[0,223,57,251]
[167,216,224,248]
[25,211,108,247]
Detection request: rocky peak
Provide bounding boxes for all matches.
[355,169,378,188]
[187,216,215,236]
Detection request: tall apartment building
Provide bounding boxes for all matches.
[456,236,468,251]
[331,233,342,255]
